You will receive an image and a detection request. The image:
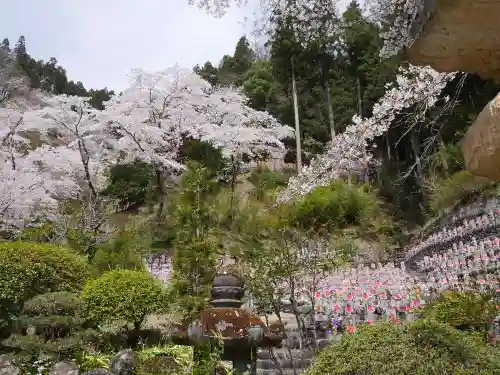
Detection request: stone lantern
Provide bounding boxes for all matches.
[171,265,284,375]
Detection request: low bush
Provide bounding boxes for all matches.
[287,180,393,239]
[426,170,497,213]
[306,320,500,375]
[0,241,91,337]
[247,166,288,200]
[420,291,497,333]
[91,230,147,275]
[2,292,95,360]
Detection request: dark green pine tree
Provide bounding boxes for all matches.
[231,36,255,77]
[193,61,219,86]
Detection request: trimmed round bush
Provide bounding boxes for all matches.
[2,291,96,358]
[306,320,500,375]
[0,241,91,335]
[81,269,166,330]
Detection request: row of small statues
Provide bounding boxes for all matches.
[417,236,500,273]
[444,198,500,225]
[145,254,172,282]
[406,210,499,260]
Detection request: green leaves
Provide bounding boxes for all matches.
[81,269,166,329]
[306,320,500,375]
[420,291,497,333]
[0,241,91,335]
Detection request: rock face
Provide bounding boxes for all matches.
[462,93,500,180]
[407,0,500,82]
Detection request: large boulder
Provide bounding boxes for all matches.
[0,354,20,375]
[462,93,500,180]
[82,370,112,375]
[407,0,500,82]
[49,362,80,375]
[109,349,138,375]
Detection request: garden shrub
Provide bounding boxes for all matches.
[305,321,500,375]
[247,166,288,200]
[306,323,423,375]
[420,291,497,333]
[0,241,91,337]
[138,345,193,375]
[91,230,147,275]
[2,292,96,360]
[81,269,166,332]
[408,319,500,373]
[287,180,393,238]
[426,170,497,213]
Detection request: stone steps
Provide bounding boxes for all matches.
[257,369,302,375]
[256,347,317,375]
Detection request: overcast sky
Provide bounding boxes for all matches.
[1,0,352,92]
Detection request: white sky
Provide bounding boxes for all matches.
[1,0,352,92]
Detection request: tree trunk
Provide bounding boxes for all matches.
[410,129,423,185]
[325,84,335,141]
[291,57,302,173]
[155,169,165,220]
[356,76,369,184]
[386,134,391,162]
[229,155,237,221]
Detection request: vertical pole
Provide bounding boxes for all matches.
[291,57,302,173]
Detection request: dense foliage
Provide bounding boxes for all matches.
[81,269,166,331]
[306,320,500,375]
[2,292,94,360]
[2,1,500,373]
[421,291,498,333]
[0,242,91,337]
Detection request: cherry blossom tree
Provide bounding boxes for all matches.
[96,66,293,217]
[0,108,76,230]
[278,65,457,202]
[0,95,111,232]
[364,0,430,58]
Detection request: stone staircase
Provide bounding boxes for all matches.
[255,314,332,375]
[256,348,314,375]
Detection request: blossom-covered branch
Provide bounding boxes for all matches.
[278,64,456,203]
[365,0,430,58]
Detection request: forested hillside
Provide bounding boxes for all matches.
[194,0,500,226]
[1,36,114,109]
[3,1,500,229]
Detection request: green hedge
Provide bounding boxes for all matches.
[0,242,91,336]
